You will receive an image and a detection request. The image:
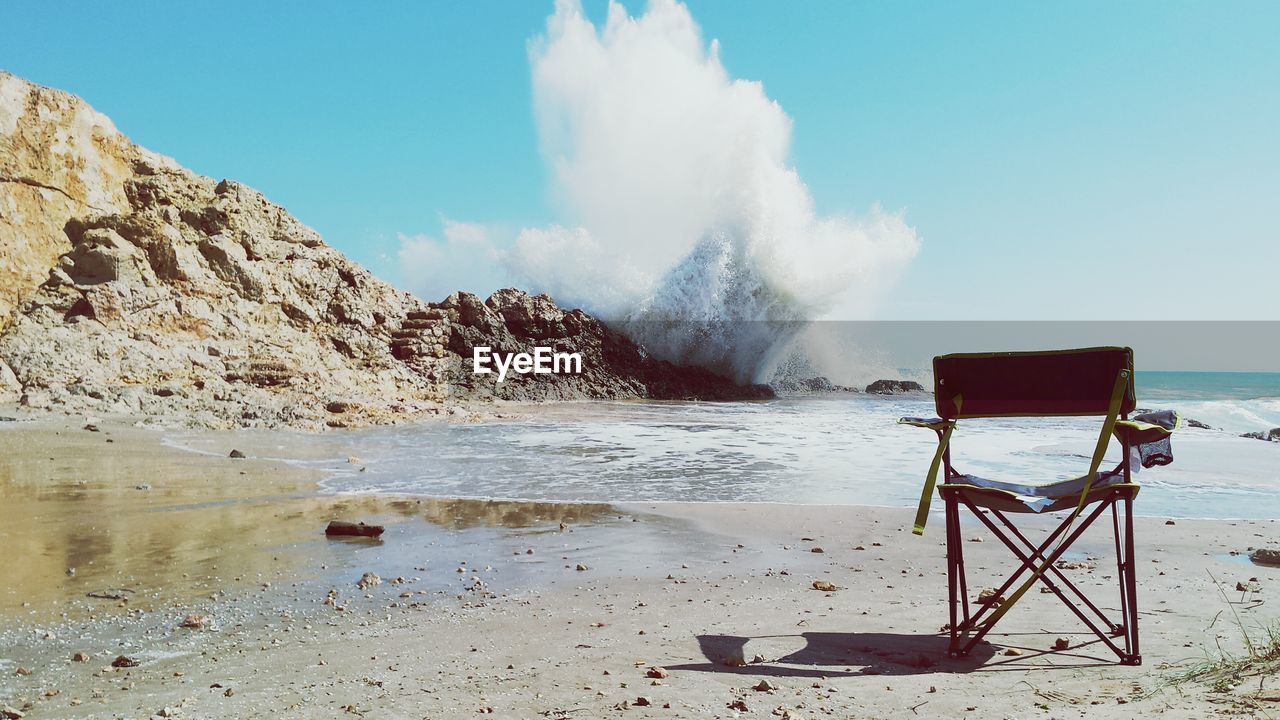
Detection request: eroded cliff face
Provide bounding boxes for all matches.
[0,71,153,332]
[0,72,768,426]
[0,162,447,426]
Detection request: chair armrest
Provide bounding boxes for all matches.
[898,417,954,431]
[1112,420,1173,446]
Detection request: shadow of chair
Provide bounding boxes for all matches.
[667,630,1130,678]
[666,632,997,678]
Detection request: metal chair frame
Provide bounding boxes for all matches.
[939,455,1141,664]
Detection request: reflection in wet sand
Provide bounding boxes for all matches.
[0,422,313,621]
[0,421,625,625]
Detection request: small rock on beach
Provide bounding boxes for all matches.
[1250,548,1280,567]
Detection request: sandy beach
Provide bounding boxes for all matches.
[1,414,1276,719]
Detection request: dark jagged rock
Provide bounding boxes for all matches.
[434,289,773,402]
[865,379,926,395]
[1241,428,1280,442]
[770,376,857,394]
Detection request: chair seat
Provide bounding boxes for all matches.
[940,472,1138,513]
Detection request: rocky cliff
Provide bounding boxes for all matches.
[0,72,769,426]
[0,71,146,332]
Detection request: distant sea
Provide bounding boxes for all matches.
[1136,371,1280,433]
[171,371,1280,521]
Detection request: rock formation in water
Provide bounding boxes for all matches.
[1241,427,1280,442]
[864,379,926,394]
[0,72,769,427]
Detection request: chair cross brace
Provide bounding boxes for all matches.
[943,487,1141,665]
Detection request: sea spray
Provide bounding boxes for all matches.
[507,0,920,383]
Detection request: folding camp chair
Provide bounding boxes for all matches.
[900,347,1177,666]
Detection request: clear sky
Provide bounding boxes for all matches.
[3,1,1277,320]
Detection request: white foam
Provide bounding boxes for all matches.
[308,397,1278,520]
[1174,397,1280,434]
[506,0,919,382]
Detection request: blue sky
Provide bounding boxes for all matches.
[3,1,1277,319]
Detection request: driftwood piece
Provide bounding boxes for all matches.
[325,520,385,538]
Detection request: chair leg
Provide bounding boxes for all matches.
[1111,501,1129,638]
[1123,492,1141,665]
[945,494,963,656]
[1110,492,1141,665]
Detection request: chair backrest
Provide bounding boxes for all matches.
[933,346,1135,420]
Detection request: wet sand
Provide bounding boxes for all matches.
[0,416,320,622]
[1,412,1277,719]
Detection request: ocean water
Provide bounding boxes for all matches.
[1137,371,1280,433]
[250,371,1280,521]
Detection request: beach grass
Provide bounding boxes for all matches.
[1164,572,1280,705]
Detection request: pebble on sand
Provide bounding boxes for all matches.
[180,614,209,629]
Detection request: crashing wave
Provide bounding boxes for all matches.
[506,0,920,384]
